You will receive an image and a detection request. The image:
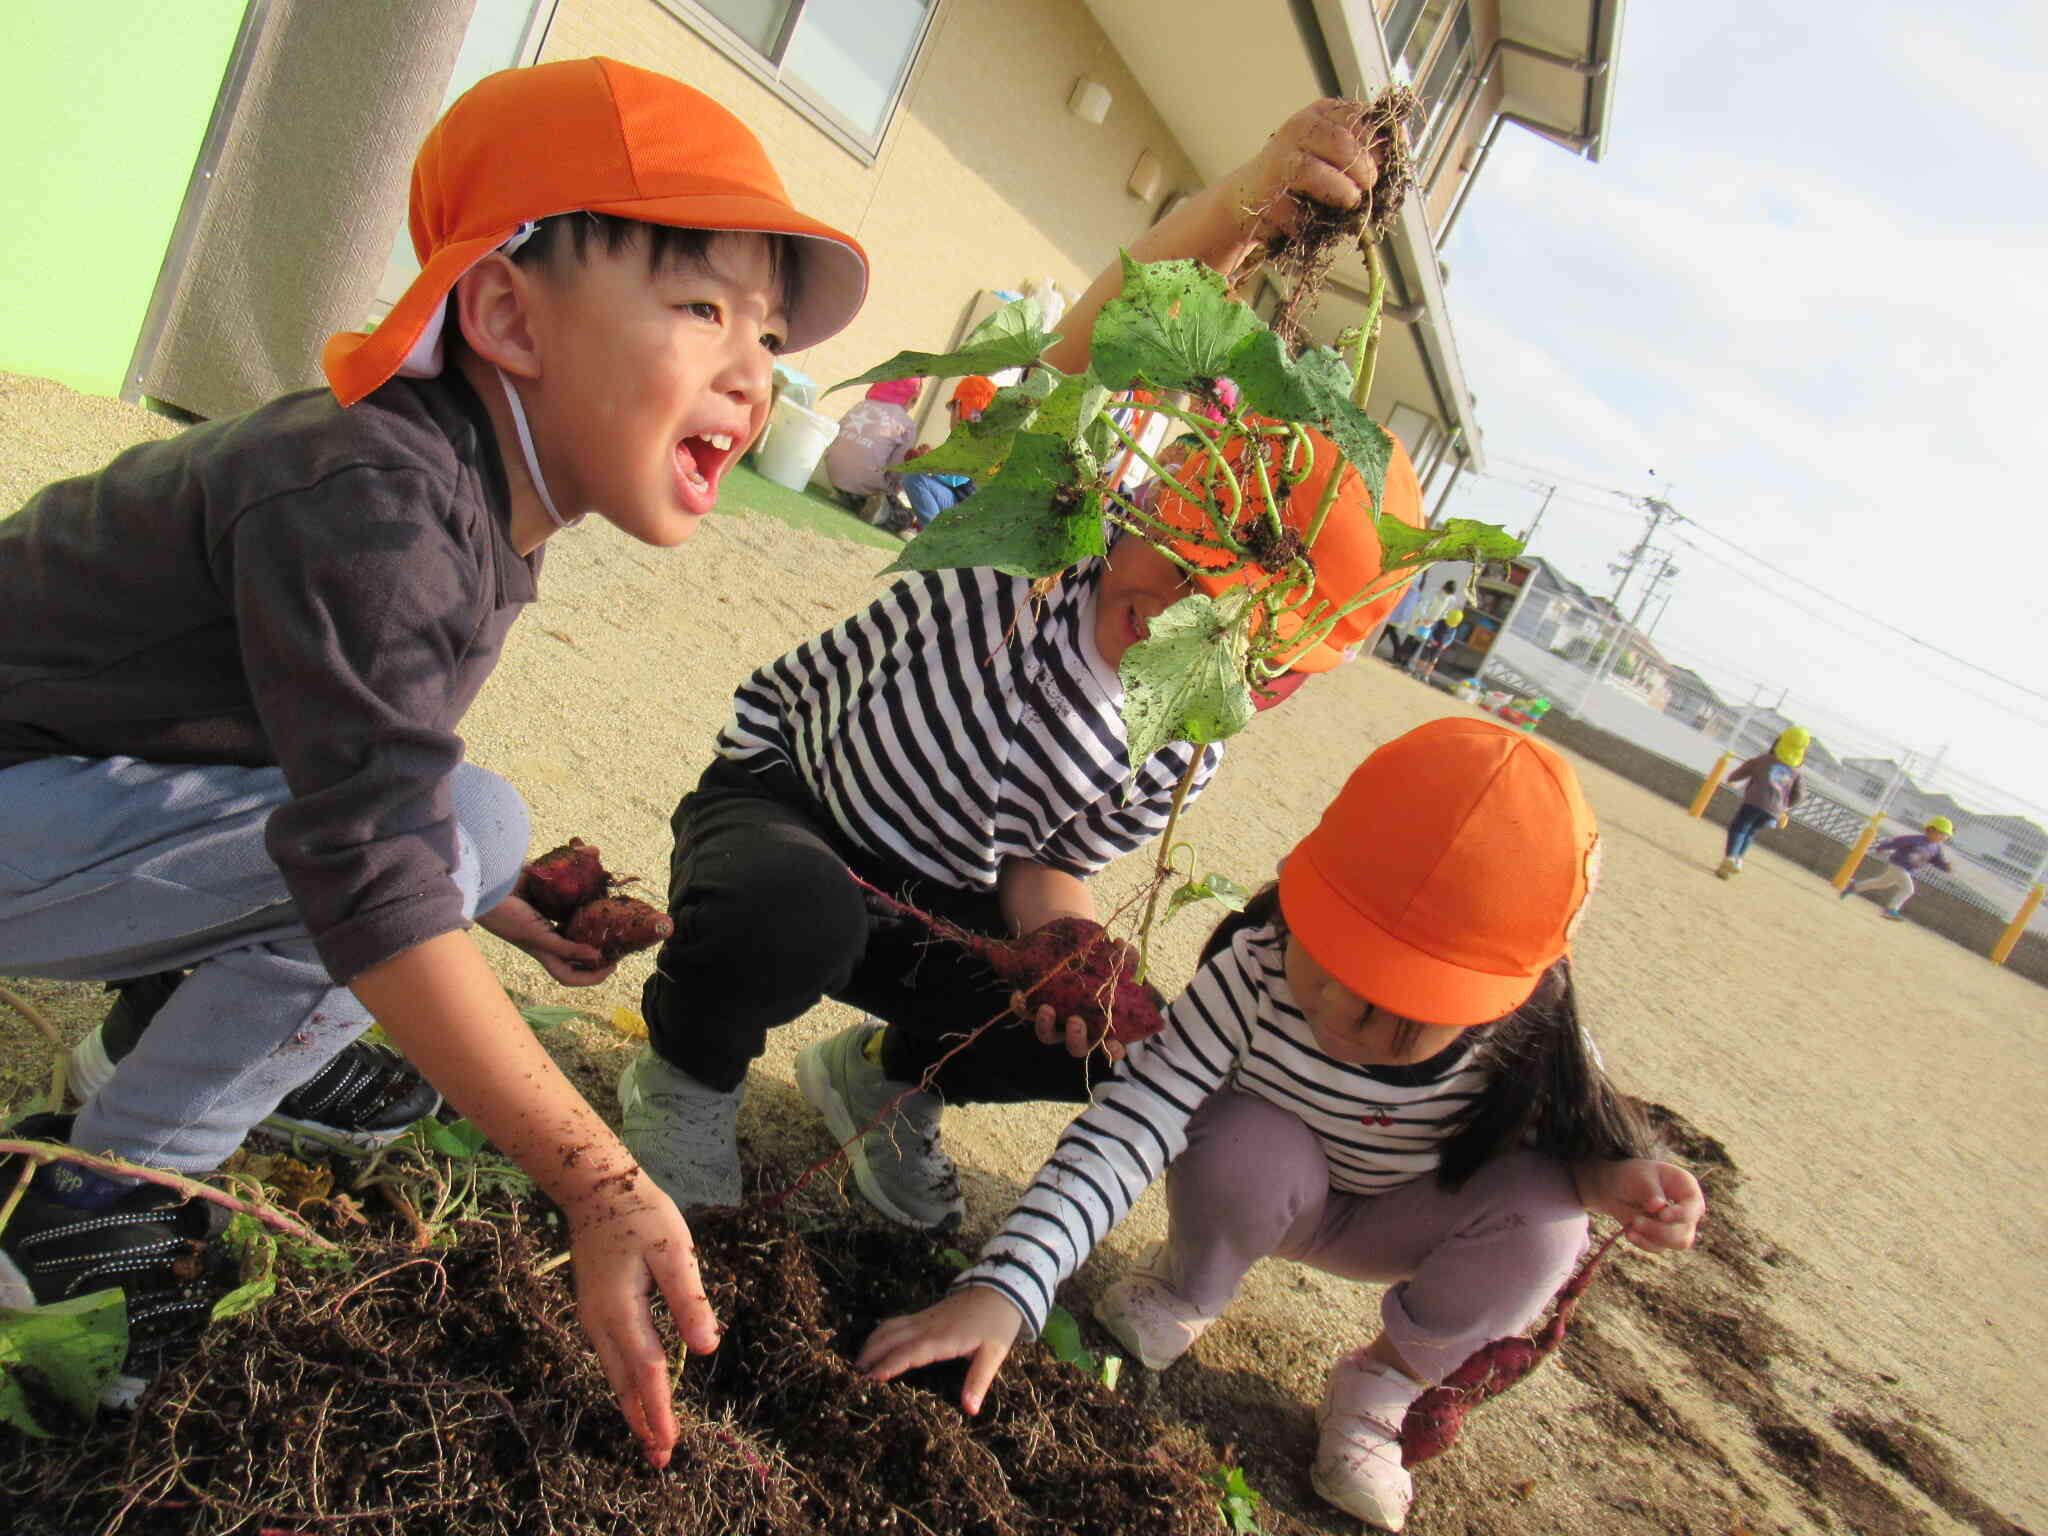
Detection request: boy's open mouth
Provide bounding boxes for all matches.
[675,430,741,513]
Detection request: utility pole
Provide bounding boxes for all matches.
[1628,550,1679,629]
[1608,496,1678,611]
[1518,484,1556,553]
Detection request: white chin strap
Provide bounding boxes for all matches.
[495,366,581,529]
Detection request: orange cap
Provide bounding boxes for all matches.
[1278,718,1601,1026]
[951,375,998,416]
[1150,427,1425,672]
[323,57,868,407]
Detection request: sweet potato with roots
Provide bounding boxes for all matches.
[961,915,1166,1045]
[851,880,1166,1045]
[1399,1228,1622,1467]
[517,838,672,963]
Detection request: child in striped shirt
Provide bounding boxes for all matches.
[858,718,1706,1532]
[616,98,1407,1232]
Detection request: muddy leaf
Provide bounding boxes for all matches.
[0,1288,125,1437]
[889,435,1106,580]
[1091,255,1260,395]
[1120,589,1255,765]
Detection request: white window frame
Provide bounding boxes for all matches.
[656,0,940,164]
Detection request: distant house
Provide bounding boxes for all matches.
[1663,666,1732,734]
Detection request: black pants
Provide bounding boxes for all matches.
[641,756,1102,1104]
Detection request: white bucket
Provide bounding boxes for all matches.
[754,397,838,492]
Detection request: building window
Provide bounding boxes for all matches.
[1383,0,1445,78]
[1414,11,1475,165]
[663,0,936,158]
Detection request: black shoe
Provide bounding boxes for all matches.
[0,1113,234,1414]
[71,971,441,1154]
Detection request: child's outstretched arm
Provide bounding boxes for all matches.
[857,1284,1025,1415]
[1042,99,1380,375]
[349,931,719,1468]
[1571,1157,1706,1253]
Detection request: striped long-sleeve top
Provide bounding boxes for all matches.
[716,561,1218,889]
[961,918,1495,1337]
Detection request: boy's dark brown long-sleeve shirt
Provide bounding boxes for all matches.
[0,372,539,983]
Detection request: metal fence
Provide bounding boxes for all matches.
[1458,576,2048,931]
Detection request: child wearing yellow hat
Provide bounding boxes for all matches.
[854,719,1704,1531]
[1842,817,1956,920]
[1715,726,1809,877]
[1410,606,1467,684]
[0,57,866,1465]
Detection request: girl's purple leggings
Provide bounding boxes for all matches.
[1158,1090,1590,1383]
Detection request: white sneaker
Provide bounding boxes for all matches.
[1090,1241,1223,1370]
[616,1050,744,1209]
[1312,1355,1424,1531]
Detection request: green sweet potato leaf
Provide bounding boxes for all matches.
[888,434,1106,579]
[0,1288,126,1437]
[1091,256,1259,396]
[1120,589,1255,764]
[831,296,1059,392]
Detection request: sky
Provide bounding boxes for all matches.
[1435,0,2048,827]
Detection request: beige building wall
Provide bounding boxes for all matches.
[541,0,1202,407]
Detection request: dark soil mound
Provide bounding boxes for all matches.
[0,1205,1221,1535]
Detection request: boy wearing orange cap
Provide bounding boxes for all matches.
[0,57,865,1465]
[619,100,1423,1235]
[857,719,1705,1531]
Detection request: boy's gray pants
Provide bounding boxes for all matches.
[0,755,528,1171]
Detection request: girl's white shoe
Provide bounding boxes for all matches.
[1312,1355,1425,1531]
[1089,1241,1223,1370]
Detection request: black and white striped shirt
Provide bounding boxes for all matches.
[961,919,1494,1337]
[717,562,1218,889]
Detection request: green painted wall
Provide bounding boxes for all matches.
[0,1,247,396]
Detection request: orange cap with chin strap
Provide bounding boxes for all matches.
[323,56,869,408]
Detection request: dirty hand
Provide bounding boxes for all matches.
[478,892,616,985]
[858,1284,1025,1415]
[1232,98,1382,247]
[1576,1158,1706,1253]
[567,1178,721,1467]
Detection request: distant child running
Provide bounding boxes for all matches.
[618,98,1423,1235]
[1714,726,1808,878]
[1841,816,1955,920]
[856,718,1704,1531]
[0,58,869,1467]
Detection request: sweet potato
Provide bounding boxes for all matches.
[1399,1228,1622,1467]
[516,837,611,923]
[958,916,1166,1044]
[562,896,675,964]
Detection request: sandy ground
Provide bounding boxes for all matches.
[2,372,2043,1534]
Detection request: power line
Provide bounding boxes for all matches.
[1480,455,2048,713]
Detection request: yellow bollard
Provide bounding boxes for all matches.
[1832,811,1885,890]
[1688,753,1735,818]
[1992,883,2045,966]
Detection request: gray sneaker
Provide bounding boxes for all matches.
[616,1050,743,1209]
[795,1023,963,1232]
